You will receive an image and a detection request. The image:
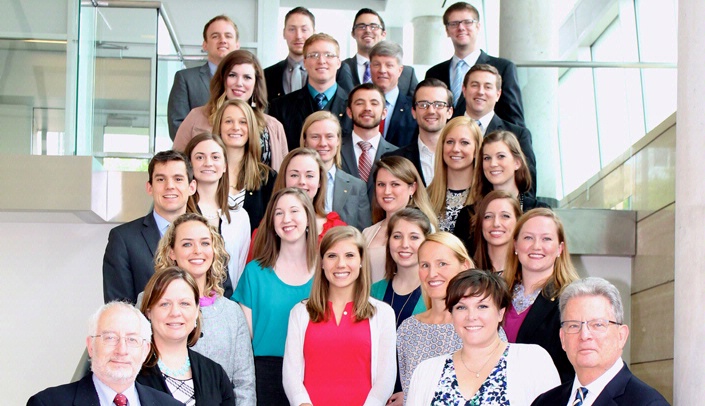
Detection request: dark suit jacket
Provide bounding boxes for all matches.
[137,349,235,406]
[517,293,574,383]
[168,63,211,140]
[340,132,398,203]
[531,362,670,406]
[381,136,428,186]
[242,169,278,232]
[485,113,537,197]
[384,93,417,148]
[425,50,525,128]
[337,57,418,98]
[102,211,233,304]
[27,373,182,406]
[332,168,372,230]
[263,59,287,103]
[268,85,352,151]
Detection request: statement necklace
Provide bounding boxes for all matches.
[460,339,502,378]
[158,355,191,377]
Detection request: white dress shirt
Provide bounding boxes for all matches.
[418,137,435,184]
[465,110,494,136]
[93,374,141,406]
[566,358,625,406]
[355,54,370,83]
[450,49,481,90]
[352,131,382,166]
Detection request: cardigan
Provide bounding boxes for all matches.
[137,348,236,406]
[282,298,397,406]
[407,343,559,406]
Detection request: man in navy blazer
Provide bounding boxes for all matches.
[425,2,524,127]
[167,15,239,140]
[337,8,418,98]
[269,33,352,150]
[263,7,316,103]
[27,302,182,406]
[531,278,670,406]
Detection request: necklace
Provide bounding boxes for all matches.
[459,339,502,378]
[158,355,191,377]
[390,286,414,325]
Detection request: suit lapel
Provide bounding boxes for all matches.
[485,114,504,135]
[341,136,360,178]
[593,363,629,406]
[198,63,211,93]
[142,213,162,258]
[517,294,555,341]
[74,374,101,406]
[332,172,350,210]
[386,94,404,141]
[347,58,361,86]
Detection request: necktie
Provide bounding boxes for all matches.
[291,64,303,92]
[572,387,588,406]
[315,93,327,110]
[362,61,371,83]
[113,393,128,406]
[451,59,467,106]
[358,141,373,182]
[475,119,484,134]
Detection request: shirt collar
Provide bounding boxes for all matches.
[352,131,381,150]
[207,61,218,77]
[451,49,482,69]
[328,165,337,179]
[464,110,494,132]
[93,374,140,406]
[307,83,338,101]
[286,55,304,70]
[571,358,625,404]
[355,54,370,66]
[418,137,435,155]
[152,210,171,237]
[385,87,399,108]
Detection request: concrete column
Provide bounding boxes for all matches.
[498,0,560,200]
[674,0,705,403]
[411,16,448,66]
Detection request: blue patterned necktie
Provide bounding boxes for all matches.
[362,61,371,83]
[572,387,588,406]
[451,59,467,106]
[315,93,327,110]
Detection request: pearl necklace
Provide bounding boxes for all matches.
[158,355,191,377]
[459,340,502,378]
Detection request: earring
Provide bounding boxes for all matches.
[305,226,309,234]
[194,321,198,328]
[514,251,518,255]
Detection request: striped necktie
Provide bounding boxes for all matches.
[357,141,373,182]
[572,387,588,406]
[451,59,467,106]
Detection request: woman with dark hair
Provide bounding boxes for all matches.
[173,50,288,170]
[137,267,235,406]
[472,190,522,274]
[232,188,318,405]
[283,226,396,405]
[407,269,559,405]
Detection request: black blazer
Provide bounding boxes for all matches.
[263,59,287,103]
[241,168,278,232]
[102,211,233,304]
[531,362,670,406]
[425,50,525,128]
[27,373,183,406]
[337,57,419,98]
[485,113,537,197]
[381,136,428,186]
[340,131,398,203]
[384,93,417,148]
[268,85,352,150]
[516,293,575,383]
[137,349,235,406]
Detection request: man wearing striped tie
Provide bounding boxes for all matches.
[531,278,670,406]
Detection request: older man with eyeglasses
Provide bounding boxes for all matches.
[531,278,670,406]
[27,302,182,406]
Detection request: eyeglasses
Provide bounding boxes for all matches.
[446,19,478,30]
[560,319,622,334]
[415,101,450,110]
[353,23,383,32]
[92,333,146,348]
[305,52,339,60]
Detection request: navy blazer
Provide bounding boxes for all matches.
[531,362,670,406]
[337,56,419,98]
[137,349,235,406]
[485,113,537,197]
[340,131,398,203]
[27,373,183,406]
[381,136,428,186]
[102,211,233,304]
[384,93,417,148]
[268,85,352,151]
[167,63,212,140]
[425,50,525,128]
[263,59,287,103]
[332,168,372,230]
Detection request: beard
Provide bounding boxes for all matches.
[92,358,139,383]
[352,114,382,130]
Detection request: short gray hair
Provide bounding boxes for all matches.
[559,277,625,324]
[88,301,152,340]
[370,41,403,66]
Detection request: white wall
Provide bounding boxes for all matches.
[0,221,113,405]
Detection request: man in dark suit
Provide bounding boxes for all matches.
[337,8,418,98]
[463,64,537,196]
[532,278,670,406]
[369,41,417,148]
[102,151,236,304]
[340,83,398,202]
[263,7,315,103]
[269,33,352,150]
[383,78,454,186]
[167,15,239,140]
[27,302,182,406]
[425,2,524,127]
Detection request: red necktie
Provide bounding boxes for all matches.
[113,393,128,406]
[358,141,373,182]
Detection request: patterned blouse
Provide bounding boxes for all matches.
[438,188,470,233]
[431,346,510,405]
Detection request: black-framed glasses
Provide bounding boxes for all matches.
[446,19,478,29]
[353,23,383,32]
[92,333,146,348]
[560,319,622,334]
[415,101,450,110]
[305,52,338,60]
